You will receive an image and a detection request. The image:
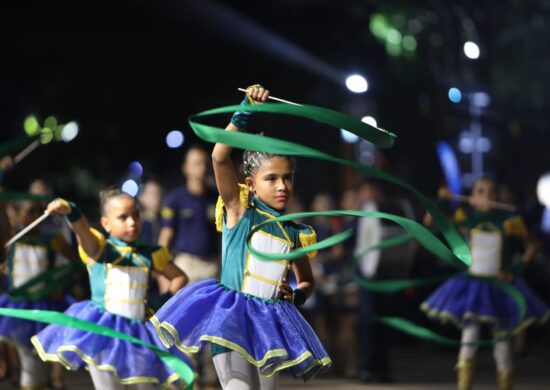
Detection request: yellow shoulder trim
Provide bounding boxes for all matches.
[453,208,468,223]
[215,184,250,232]
[152,246,173,271]
[503,215,528,239]
[299,227,318,260]
[77,228,106,264]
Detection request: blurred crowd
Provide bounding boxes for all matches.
[1,145,549,388]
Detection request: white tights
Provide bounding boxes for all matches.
[459,323,512,371]
[89,366,154,390]
[17,346,48,388]
[213,351,279,390]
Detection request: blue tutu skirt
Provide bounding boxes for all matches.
[421,274,550,333]
[31,300,191,388]
[0,293,71,350]
[151,279,331,381]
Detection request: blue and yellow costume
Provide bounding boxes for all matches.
[152,187,331,381]
[421,208,550,333]
[0,232,73,349]
[32,228,190,388]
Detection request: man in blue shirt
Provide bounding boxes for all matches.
[158,146,218,288]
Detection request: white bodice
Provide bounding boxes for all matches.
[469,227,502,276]
[104,264,149,320]
[241,231,292,300]
[12,243,49,291]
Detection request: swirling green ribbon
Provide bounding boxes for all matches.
[8,262,82,302]
[187,102,526,343]
[0,308,194,389]
[188,103,471,269]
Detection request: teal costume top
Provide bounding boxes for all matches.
[453,208,528,275]
[78,229,172,320]
[218,193,317,293]
[212,189,317,356]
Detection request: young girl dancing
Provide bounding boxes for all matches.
[0,200,76,390]
[421,177,550,390]
[151,85,331,389]
[32,190,190,389]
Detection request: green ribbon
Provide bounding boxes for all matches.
[188,103,472,269]
[187,101,528,345]
[372,317,511,346]
[8,262,82,302]
[0,136,38,159]
[245,210,467,271]
[0,308,194,389]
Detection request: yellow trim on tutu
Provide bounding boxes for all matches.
[30,335,183,389]
[420,302,550,337]
[150,316,332,378]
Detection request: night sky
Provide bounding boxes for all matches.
[1,0,549,210]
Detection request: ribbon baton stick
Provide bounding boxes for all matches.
[237,88,302,106]
[13,139,41,164]
[5,211,50,247]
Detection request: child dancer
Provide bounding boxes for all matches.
[32,190,190,389]
[152,85,331,389]
[0,200,76,390]
[421,177,550,390]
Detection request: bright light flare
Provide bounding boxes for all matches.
[166,130,184,148]
[345,74,368,93]
[537,173,550,206]
[61,122,79,142]
[122,179,139,197]
[463,41,480,59]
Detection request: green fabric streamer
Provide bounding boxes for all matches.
[188,103,472,269]
[187,101,528,346]
[0,136,38,159]
[8,262,82,302]
[372,317,510,346]
[0,308,194,389]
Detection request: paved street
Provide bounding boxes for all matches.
[0,344,548,389]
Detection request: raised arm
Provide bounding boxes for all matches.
[46,199,103,264]
[211,85,269,228]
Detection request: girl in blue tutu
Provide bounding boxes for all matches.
[421,177,550,390]
[151,85,331,389]
[0,199,76,390]
[32,190,190,389]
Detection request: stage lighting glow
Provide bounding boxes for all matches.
[24,115,40,136]
[40,128,54,144]
[129,161,144,177]
[345,75,368,93]
[537,173,550,206]
[122,179,139,197]
[44,116,58,130]
[340,129,359,143]
[61,122,79,142]
[361,116,378,128]
[464,41,480,59]
[542,207,550,234]
[166,130,184,148]
[448,87,462,103]
[386,29,402,45]
[472,92,491,108]
[436,141,462,197]
[402,35,417,51]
